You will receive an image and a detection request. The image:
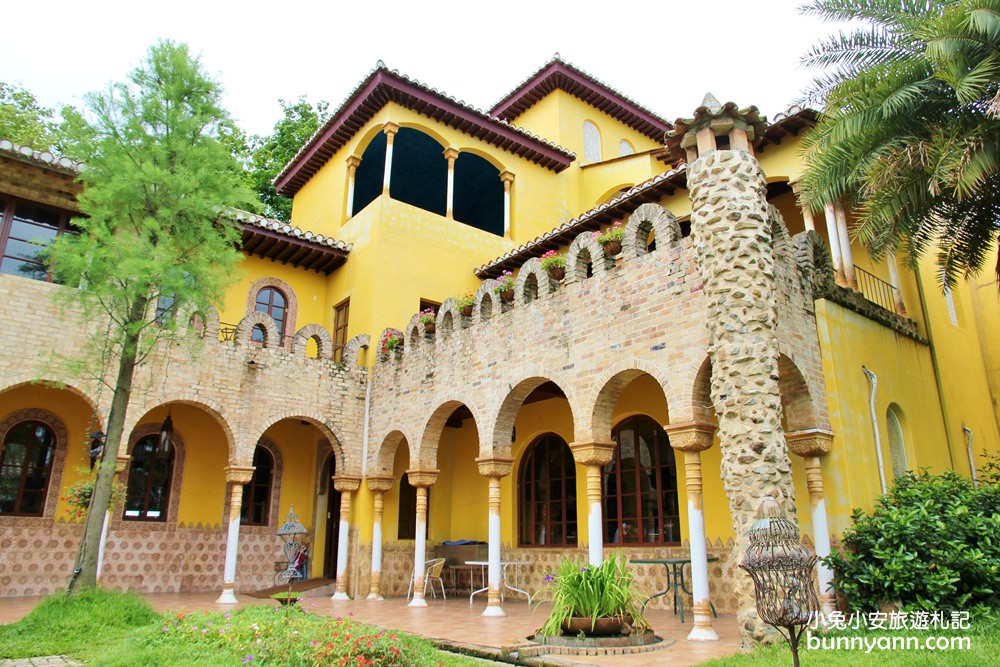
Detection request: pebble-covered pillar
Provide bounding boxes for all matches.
[366,476,393,600]
[787,429,836,617]
[666,421,718,641]
[569,442,616,566]
[406,470,438,607]
[476,457,513,617]
[332,476,361,600]
[217,466,255,604]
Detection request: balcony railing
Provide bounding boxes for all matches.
[855,267,897,313]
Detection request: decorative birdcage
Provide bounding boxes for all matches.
[275,506,308,586]
[740,495,820,667]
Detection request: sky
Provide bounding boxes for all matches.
[1,0,843,138]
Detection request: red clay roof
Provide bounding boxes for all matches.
[489,56,673,142]
[275,64,576,197]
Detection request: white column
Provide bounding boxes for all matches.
[476,457,513,617]
[382,122,399,195]
[887,251,908,316]
[444,148,459,219]
[345,156,361,220]
[406,470,436,608]
[834,202,857,289]
[367,477,392,600]
[500,171,514,238]
[96,511,110,580]
[332,476,360,600]
[801,206,816,233]
[823,203,846,286]
[666,422,718,641]
[217,466,255,604]
[787,429,836,618]
[569,442,615,567]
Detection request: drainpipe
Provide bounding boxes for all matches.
[963,425,978,487]
[862,366,888,494]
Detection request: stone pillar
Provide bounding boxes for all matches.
[823,203,846,286]
[500,171,515,238]
[406,469,438,607]
[801,206,816,233]
[688,147,799,643]
[569,441,616,566]
[345,156,361,220]
[665,421,718,641]
[217,466,255,604]
[444,147,459,219]
[786,429,836,617]
[476,457,513,617]
[332,475,361,600]
[382,122,400,195]
[887,251,908,316]
[366,476,393,600]
[834,202,857,289]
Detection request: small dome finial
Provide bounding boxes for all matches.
[701,92,722,114]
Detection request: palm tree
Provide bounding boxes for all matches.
[796,0,1000,288]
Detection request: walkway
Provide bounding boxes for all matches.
[0,592,742,666]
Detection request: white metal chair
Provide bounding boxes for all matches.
[407,557,447,600]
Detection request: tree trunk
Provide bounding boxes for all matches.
[69,298,146,593]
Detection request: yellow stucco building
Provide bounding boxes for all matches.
[1,57,997,638]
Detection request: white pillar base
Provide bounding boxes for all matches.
[481,605,506,617]
[331,591,351,601]
[686,623,720,641]
[215,587,238,604]
[408,597,428,608]
[366,593,384,601]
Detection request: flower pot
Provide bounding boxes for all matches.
[460,304,473,317]
[272,595,300,606]
[561,615,632,636]
[423,322,436,334]
[547,267,565,281]
[499,289,514,303]
[602,240,622,256]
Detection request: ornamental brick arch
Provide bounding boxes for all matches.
[514,257,553,304]
[415,398,486,470]
[474,279,501,321]
[565,229,608,283]
[435,298,460,337]
[586,360,677,442]
[121,397,235,465]
[175,303,221,340]
[691,357,717,424]
[245,276,298,347]
[369,429,412,478]
[623,202,682,258]
[0,379,102,419]
[253,412,354,476]
[234,311,280,349]
[291,323,334,359]
[488,373,579,460]
[777,353,818,433]
[341,334,370,368]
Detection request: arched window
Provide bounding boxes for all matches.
[603,415,680,545]
[619,140,635,157]
[454,153,503,236]
[0,420,56,516]
[252,286,287,343]
[886,405,908,479]
[583,121,602,163]
[124,434,175,521]
[241,445,274,526]
[518,433,577,546]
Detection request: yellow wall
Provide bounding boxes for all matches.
[261,420,322,534]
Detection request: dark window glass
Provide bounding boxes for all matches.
[0,198,75,283]
[123,434,174,521]
[240,446,274,526]
[518,433,577,547]
[398,473,428,540]
[602,416,680,545]
[252,287,287,343]
[0,421,56,516]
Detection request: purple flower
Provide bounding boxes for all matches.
[544,573,554,582]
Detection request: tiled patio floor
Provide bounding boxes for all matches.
[0,591,743,666]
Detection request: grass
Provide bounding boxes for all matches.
[0,589,494,666]
[701,611,1000,666]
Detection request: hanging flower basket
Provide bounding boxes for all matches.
[602,240,622,256]
[455,291,475,317]
[499,289,514,303]
[419,308,436,334]
[541,250,566,281]
[492,270,515,303]
[594,221,625,257]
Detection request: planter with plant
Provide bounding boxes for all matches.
[419,308,436,333]
[62,465,127,520]
[378,328,404,359]
[270,591,302,606]
[540,250,566,281]
[535,552,650,637]
[455,291,476,317]
[492,270,515,303]
[594,221,625,256]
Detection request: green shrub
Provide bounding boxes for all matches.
[826,467,1000,616]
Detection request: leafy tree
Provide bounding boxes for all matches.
[0,82,60,149]
[52,40,254,592]
[797,0,1000,288]
[246,97,329,221]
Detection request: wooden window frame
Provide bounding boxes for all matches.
[333,299,350,364]
[0,195,76,284]
[0,419,58,516]
[240,445,274,526]
[518,433,577,547]
[123,434,175,522]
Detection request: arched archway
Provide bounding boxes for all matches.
[454,152,503,235]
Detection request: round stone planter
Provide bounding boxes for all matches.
[602,239,622,256]
[547,266,565,281]
[560,615,632,637]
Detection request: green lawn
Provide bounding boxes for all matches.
[0,589,493,666]
[701,612,999,666]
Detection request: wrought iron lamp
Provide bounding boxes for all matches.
[276,506,308,584]
[740,495,820,667]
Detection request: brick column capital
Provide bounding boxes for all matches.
[405,469,439,488]
[499,170,515,186]
[475,456,513,478]
[366,475,394,493]
[346,155,361,170]
[569,441,616,467]
[382,121,401,137]
[665,421,717,452]
[786,428,834,458]
[224,466,256,485]
[333,475,362,493]
[443,147,460,161]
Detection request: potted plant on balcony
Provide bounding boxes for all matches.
[419,308,436,334]
[378,328,404,360]
[540,250,566,281]
[492,270,515,303]
[455,291,476,317]
[535,551,650,638]
[594,221,625,256]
